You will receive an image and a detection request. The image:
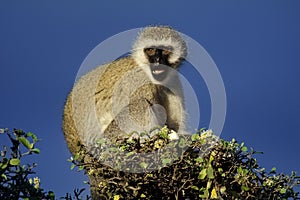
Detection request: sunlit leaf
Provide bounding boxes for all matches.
[18,137,33,150]
[195,157,204,163]
[191,186,199,190]
[241,146,248,152]
[160,130,168,139]
[191,134,199,141]
[210,188,218,199]
[237,166,243,174]
[70,164,76,170]
[26,132,38,143]
[207,166,214,179]
[0,163,8,170]
[241,185,250,191]
[9,158,20,166]
[271,167,276,172]
[199,188,209,198]
[140,194,146,198]
[198,169,207,180]
[220,186,226,194]
[206,180,212,189]
[280,188,287,194]
[1,173,7,180]
[31,148,40,154]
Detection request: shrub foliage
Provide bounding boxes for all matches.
[0,128,54,200]
[0,128,89,200]
[70,127,300,200]
[0,128,299,200]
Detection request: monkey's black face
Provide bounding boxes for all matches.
[144,46,174,82]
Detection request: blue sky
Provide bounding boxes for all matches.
[1,0,300,197]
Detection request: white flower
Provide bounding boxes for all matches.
[168,130,179,140]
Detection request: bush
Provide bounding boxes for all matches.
[0,128,54,200]
[1,128,299,200]
[70,127,300,200]
[0,128,89,200]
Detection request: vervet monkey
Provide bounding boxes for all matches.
[63,26,187,155]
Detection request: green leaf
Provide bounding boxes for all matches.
[241,185,250,191]
[162,158,171,166]
[0,163,8,170]
[78,165,84,171]
[26,132,38,143]
[74,153,80,160]
[218,168,223,173]
[207,166,214,179]
[262,182,267,187]
[206,180,212,189]
[178,138,187,148]
[191,186,199,190]
[280,188,287,194]
[271,167,276,172]
[195,157,204,163]
[140,162,148,169]
[241,146,248,152]
[160,131,168,139]
[211,188,218,199]
[30,148,40,154]
[1,173,7,180]
[9,158,20,166]
[140,194,146,198]
[199,188,209,198]
[146,173,153,178]
[198,169,207,180]
[237,166,243,174]
[220,186,226,194]
[70,164,76,170]
[191,134,200,141]
[18,137,33,150]
[209,153,215,163]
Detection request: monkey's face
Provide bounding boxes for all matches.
[144,46,177,82]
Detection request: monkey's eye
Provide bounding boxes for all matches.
[162,49,171,56]
[145,48,156,56]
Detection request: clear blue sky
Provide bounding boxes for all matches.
[1,0,300,197]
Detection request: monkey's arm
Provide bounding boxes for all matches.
[159,85,186,133]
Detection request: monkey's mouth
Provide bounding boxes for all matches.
[150,64,168,81]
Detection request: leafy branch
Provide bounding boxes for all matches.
[70,128,300,200]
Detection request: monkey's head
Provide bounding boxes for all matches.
[132,26,187,82]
